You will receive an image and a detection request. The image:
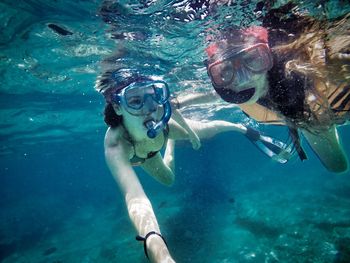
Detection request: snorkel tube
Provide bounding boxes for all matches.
[145,101,172,138]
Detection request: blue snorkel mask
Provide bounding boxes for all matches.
[114,80,172,138]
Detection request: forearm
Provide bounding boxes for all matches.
[107,157,161,235]
[174,90,219,108]
[184,119,247,139]
[126,194,160,234]
[113,165,174,262]
[104,130,175,262]
[113,166,173,262]
[164,139,175,171]
[127,195,174,262]
[171,109,199,140]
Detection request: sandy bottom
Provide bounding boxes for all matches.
[1,173,350,263]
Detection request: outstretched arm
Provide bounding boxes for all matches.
[104,128,175,263]
[169,91,222,149]
[170,107,201,150]
[168,118,293,163]
[171,91,292,162]
[163,139,176,171]
[172,90,220,108]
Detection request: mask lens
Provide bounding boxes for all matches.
[152,82,169,104]
[209,60,234,87]
[124,86,149,110]
[243,45,272,72]
[121,81,169,115]
[208,44,272,88]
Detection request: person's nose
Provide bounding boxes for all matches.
[144,95,157,112]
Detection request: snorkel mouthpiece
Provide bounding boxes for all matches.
[146,101,172,138]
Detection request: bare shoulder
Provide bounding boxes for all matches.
[104,126,127,148]
[104,126,134,164]
[167,118,188,139]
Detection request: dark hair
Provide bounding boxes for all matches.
[96,68,152,127]
[262,4,350,130]
[104,103,123,128]
[96,68,143,100]
[205,26,269,64]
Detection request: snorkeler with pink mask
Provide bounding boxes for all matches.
[177,11,350,173]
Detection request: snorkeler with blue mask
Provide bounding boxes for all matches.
[96,67,293,263]
[114,80,172,138]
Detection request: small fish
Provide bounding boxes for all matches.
[47,23,73,36]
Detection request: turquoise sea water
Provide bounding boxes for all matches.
[1,1,350,262]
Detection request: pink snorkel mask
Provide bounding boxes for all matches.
[205,26,273,104]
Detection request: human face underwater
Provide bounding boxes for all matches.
[207,43,272,104]
[115,81,170,116]
[114,80,172,138]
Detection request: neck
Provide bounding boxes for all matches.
[123,118,149,142]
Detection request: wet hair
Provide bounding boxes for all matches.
[205,26,269,64]
[262,4,350,128]
[95,67,152,127]
[104,103,122,128]
[263,4,350,82]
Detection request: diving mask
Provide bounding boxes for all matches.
[114,80,172,138]
[114,81,170,116]
[207,43,273,88]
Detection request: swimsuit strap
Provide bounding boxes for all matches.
[289,125,308,161]
[136,231,168,260]
[125,124,169,166]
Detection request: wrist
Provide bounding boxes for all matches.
[136,231,169,260]
[148,235,171,261]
